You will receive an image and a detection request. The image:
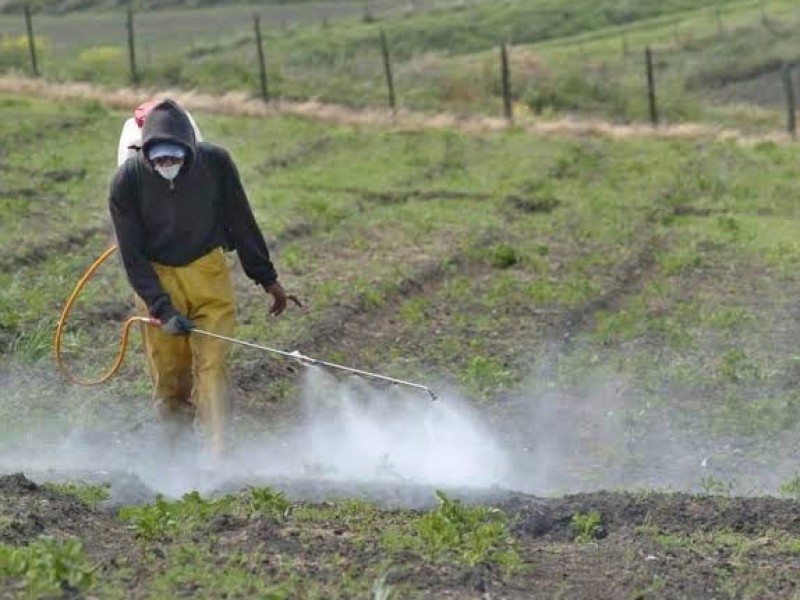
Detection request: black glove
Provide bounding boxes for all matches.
[161,314,195,336]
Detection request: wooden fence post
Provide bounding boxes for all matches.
[254,14,269,102]
[500,42,513,122]
[126,4,139,85]
[645,47,658,127]
[379,29,396,112]
[23,5,38,77]
[782,63,796,139]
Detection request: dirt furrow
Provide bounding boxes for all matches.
[0,224,108,274]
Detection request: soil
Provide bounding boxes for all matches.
[2,473,798,599]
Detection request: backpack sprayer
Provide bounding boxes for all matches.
[54,245,438,400]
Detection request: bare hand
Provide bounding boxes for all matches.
[264,282,302,317]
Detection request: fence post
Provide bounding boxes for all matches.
[645,47,658,127]
[379,29,396,113]
[254,14,269,102]
[23,5,38,77]
[782,63,796,139]
[126,4,139,85]
[500,42,513,122]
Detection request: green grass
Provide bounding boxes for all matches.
[43,481,111,507]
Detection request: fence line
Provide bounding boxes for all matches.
[6,4,798,137]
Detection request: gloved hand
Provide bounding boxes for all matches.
[263,281,302,317]
[161,314,195,336]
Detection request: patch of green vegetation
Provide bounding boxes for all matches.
[8,317,54,362]
[488,244,519,269]
[247,486,292,518]
[698,475,735,496]
[383,491,522,573]
[43,481,111,507]
[118,487,295,542]
[571,510,604,543]
[778,473,800,499]
[642,527,800,559]
[0,536,94,598]
[118,491,235,540]
[461,355,514,398]
[148,544,296,600]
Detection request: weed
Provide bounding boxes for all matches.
[247,487,291,518]
[778,473,800,499]
[118,491,234,540]
[717,349,761,383]
[44,481,110,508]
[462,355,514,396]
[398,296,429,325]
[571,511,604,543]
[9,317,54,362]
[384,491,521,573]
[699,475,735,496]
[372,568,396,600]
[0,536,93,597]
[488,244,519,269]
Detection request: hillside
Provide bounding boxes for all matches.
[0,83,799,596]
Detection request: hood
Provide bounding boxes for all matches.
[141,99,197,168]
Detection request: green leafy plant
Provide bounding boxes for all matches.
[778,473,800,499]
[488,244,519,269]
[0,536,94,596]
[463,355,514,395]
[248,487,291,518]
[119,491,233,540]
[385,491,521,572]
[571,511,604,543]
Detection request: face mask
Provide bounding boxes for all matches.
[154,163,182,181]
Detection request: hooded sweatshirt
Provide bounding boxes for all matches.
[109,99,278,321]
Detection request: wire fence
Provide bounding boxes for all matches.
[2,2,799,136]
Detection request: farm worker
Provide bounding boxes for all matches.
[109,98,298,457]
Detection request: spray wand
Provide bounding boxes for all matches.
[184,325,438,400]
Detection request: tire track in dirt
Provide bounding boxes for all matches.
[0,75,792,145]
[257,135,334,177]
[0,224,108,274]
[557,236,662,346]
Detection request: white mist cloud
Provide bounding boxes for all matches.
[0,364,513,501]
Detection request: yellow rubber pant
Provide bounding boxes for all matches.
[136,247,235,455]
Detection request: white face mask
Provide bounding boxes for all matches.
[154,163,182,181]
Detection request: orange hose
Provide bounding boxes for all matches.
[53,244,160,386]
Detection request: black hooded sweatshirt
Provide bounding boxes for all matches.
[109,99,278,321]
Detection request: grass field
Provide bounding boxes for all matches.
[0,85,799,596]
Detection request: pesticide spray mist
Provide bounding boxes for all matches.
[1,353,798,503]
[0,364,512,504]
